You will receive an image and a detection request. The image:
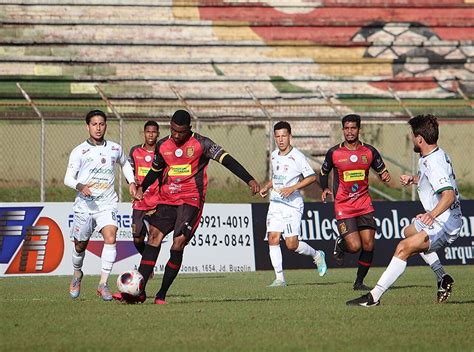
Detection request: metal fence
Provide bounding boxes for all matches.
[1,86,473,202]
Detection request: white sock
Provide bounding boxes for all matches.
[269,245,285,281]
[420,252,445,281]
[370,256,407,302]
[295,241,317,258]
[72,248,85,276]
[99,243,116,285]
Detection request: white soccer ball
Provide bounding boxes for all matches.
[116,270,144,297]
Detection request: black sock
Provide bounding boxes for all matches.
[134,238,146,255]
[156,250,183,300]
[355,250,374,284]
[138,244,161,289]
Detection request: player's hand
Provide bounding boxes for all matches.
[134,187,144,200]
[321,188,332,202]
[248,180,260,195]
[416,212,435,226]
[400,175,414,186]
[381,170,391,183]
[78,183,93,197]
[278,186,295,198]
[259,187,269,198]
[129,182,137,198]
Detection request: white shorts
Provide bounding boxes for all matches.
[266,202,302,238]
[70,209,118,241]
[414,218,461,253]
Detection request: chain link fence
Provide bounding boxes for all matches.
[1,88,473,202]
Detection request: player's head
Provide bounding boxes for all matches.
[143,120,159,147]
[341,114,361,143]
[85,109,107,142]
[170,109,192,146]
[408,114,439,153]
[273,121,292,152]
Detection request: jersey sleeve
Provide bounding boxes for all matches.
[368,145,387,174]
[200,135,226,162]
[128,145,137,174]
[427,158,454,193]
[151,143,166,171]
[320,147,335,176]
[64,148,81,189]
[296,152,316,179]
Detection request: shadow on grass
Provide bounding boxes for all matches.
[390,285,432,290]
[177,297,284,304]
[447,300,474,305]
[292,281,346,287]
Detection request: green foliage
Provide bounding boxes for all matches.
[1,266,473,351]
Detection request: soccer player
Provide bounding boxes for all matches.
[128,120,160,255]
[117,109,260,304]
[64,109,137,301]
[259,121,327,287]
[347,114,462,307]
[320,114,391,290]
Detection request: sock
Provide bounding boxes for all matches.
[419,252,445,282]
[133,238,146,255]
[138,244,161,289]
[295,241,317,258]
[72,248,85,277]
[355,250,374,284]
[269,245,285,281]
[370,256,407,302]
[156,250,183,300]
[99,243,117,285]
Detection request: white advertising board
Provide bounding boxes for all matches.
[0,203,255,277]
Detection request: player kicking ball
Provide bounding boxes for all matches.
[260,121,327,286]
[347,114,461,307]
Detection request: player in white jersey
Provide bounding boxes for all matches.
[259,121,327,287]
[347,114,462,307]
[64,109,137,301]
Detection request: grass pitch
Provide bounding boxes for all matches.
[1,266,473,351]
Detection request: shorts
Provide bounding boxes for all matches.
[337,212,376,237]
[414,218,461,253]
[266,202,302,238]
[132,209,150,238]
[70,209,118,241]
[145,203,202,240]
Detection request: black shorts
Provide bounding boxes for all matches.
[145,203,203,240]
[132,209,157,238]
[337,212,376,237]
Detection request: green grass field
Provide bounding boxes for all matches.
[1,266,473,351]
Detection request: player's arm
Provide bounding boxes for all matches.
[319,148,335,202]
[138,145,165,199]
[369,146,391,182]
[416,188,456,226]
[128,146,137,179]
[64,149,92,196]
[279,174,317,199]
[259,180,273,198]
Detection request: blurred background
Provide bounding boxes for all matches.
[0,0,473,203]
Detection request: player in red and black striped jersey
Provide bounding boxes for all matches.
[128,120,160,255]
[320,114,391,291]
[118,110,260,304]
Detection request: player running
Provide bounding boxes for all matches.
[320,114,391,290]
[347,114,461,307]
[259,121,327,287]
[115,109,260,304]
[64,109,137,301]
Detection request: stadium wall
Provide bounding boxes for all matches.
[1,201,473,277]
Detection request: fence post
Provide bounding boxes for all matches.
[388,87,416,201]
[95,85,124,202]
[169,85,199,133]
[245,86,273,181]
[16,83,45,202]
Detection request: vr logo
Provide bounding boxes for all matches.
[20,226,49,271]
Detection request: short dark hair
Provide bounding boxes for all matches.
[341,114,361,128]
[171,110,191,126]
[273,121,291,134]
[408,114,439,145]
[144,120,159,130]
[85,109,107,124]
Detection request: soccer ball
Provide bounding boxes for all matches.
[116,270,144,297]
